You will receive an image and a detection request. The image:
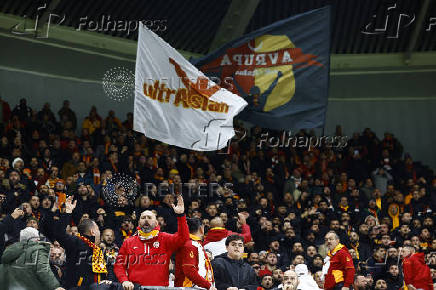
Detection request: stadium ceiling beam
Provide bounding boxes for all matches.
[1,13,436,76]
[405,0,432,63]
[0,13,202,61]
[208,0,260,52]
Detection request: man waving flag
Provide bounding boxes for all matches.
[134,23,247,151]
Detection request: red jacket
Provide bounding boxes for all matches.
[203,225,252,257]
[324,244,355,289]
[175,234,214,289]
[114,215,189,286]
[403,252,433,290]
[203,224,252,245]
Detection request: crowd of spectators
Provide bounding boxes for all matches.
[0,97,435,289]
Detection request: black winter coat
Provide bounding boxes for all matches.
[211,253,259,290]
[41,211,108,289]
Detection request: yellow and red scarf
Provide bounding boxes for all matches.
[328,243,345,257]
[137,226,160,241]
[76,234,107,274]
[350,242,360,260]
[189,234,214,285]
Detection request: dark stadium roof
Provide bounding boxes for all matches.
[1,0,435,54]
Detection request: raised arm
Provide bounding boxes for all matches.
[0,208,23,234]
[41,196,78,250]
[166,195,190,252]
[228,213,252,243]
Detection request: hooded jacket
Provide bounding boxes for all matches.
[295,264,319,289]
[403,252,433,290]
[0,240,60,290]
[211,253,258,290]
[204,224,251,257]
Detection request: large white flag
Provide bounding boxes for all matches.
[134,24,247,151]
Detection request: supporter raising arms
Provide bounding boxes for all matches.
[41,196,113,289]
[113,194,189,290]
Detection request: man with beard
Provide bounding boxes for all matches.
[290,242,305,261]
[386,247,399,265]
[323,231,355,290]
[348,231,371,262]
[100,228,119,282]
[248,252,260,264]
[395,224,411,245]
[71,183,99,225]
[5,169,30,211]
[358,224,370,245]
[259,252,278,277]
[311,254,324,273]
[114,195,189,289]
[272,269,283,287]
[329,219,349,245]
[29,195,42,220]
[273,270,299,290]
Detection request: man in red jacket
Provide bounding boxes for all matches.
[114,195,189,290]
[402,245,433,290]
[322,231,355,290]
[204,213,251,257]
[175,218,215,289]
